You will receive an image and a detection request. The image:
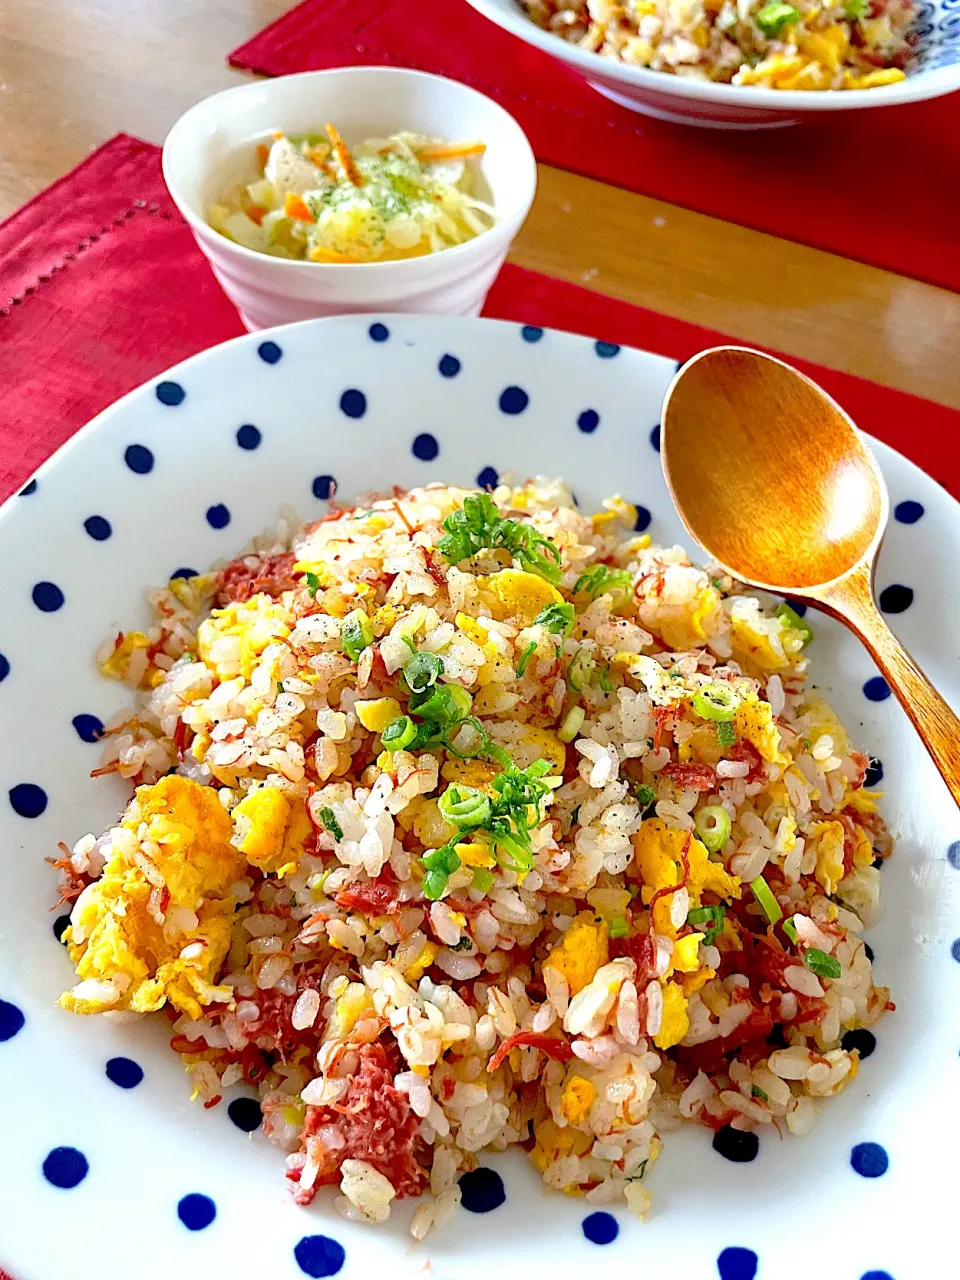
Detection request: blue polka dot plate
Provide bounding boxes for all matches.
[1,316,958,1280]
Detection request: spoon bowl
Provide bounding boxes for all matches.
[662,345,960,809]
[662,347,886,592]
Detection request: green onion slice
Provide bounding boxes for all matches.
[305,571,321,599]
[421,867,449,901]
[692,681,741,722]
[634,783,657,811]
[755,1,799,34]
[533,602,575,638]
[608,915,629,939]
[558,705,585,743]
[804,948,841,980]
[716,720,736,748]
[438,785,491,830]
[782,917,798,944]
[567,647,595,692]
[381,715,417,752]
[516,641,537,679]
[403,651,445,693]
[686,903,725,945]
[775,602,814,648]
[341,609,374,661]
[749,874,782,925]
[445,716,489,759]
[319,806,343,842]
[471,866,495,893]
[694,804,731,853]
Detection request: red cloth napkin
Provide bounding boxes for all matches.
[228,0,960,293]
[0,133,957,511]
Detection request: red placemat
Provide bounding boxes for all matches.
[229,0,960,294]
[0,133,957,513]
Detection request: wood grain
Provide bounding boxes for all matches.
[662,346,960,810]
[0,0,958,410]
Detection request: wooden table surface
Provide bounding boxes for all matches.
[1,0,958,410]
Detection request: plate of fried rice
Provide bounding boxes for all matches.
[0,316,958,1280]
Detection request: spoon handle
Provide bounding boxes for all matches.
[815,565,960,810]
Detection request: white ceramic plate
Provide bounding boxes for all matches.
[1,316,957,1280]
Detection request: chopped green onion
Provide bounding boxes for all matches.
[782,917,798,944]
[749,875,782,926]
[438,785,492,830]
[471,866,495,893]
[751,1085,769,1101]
[305,571,321,599]
[516,641,537,679]
[411,681,472,726]
[573,564,634,600]
[533,602,575,638]
[401,633,418,655]
[692,681,741,722]
[755,1,799,34]
[437,493,562,584]
[381,715,417,752]
[403,651,445,694]
[567,647,595,692]
[421,867,449,901]
[558,705,585,743]
[423,842,462,875]
[804,948,841,980]
[694,804,731,853]
[686,903,725,945]
[597,662,612,693]
[277,681,285,695]
[776,602,814,648]
[634,783,657,812]
[716,720,736,749]
[445,716,489,759]
[319,806,343,842]
[844,0,868,17]
[341,609,374,661]
[608,915,629,939]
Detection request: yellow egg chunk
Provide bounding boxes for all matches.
[99,630,151,681]
[654,982,690,1049]
[658,587,720,651]
[232,786,312,875]
[441,757,499,788]
[59,777,243,1018]
[355,697,402,732]
[529,1119,593,1174]
[543,911,609,996]
[631,819,740,936]
[404,942,439,983]
[735,692,789,765]
[196,595,291,679]
[327,982,374,1038]
[518,725,567,774]
[670,932,704,974]
[560,1074,597,1126]
[483,569,564,623]
[812,820,846,895]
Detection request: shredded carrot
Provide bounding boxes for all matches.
[284,193,316,222]
[246,204,268,226]
[417,140,486,161]
[271,130,285,141]
[324,122,364,187]
[256,142,270,167]
[307,244,360,264]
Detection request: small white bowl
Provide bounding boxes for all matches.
[467,0,960,129]
[163,67,537,329]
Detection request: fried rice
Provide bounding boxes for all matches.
[521,0,917,90]
[54,478,893,1234]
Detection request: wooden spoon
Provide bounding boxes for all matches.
[661,345,960,809]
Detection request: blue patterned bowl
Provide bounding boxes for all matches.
[468,0,960,127]
[1,316,958,1280]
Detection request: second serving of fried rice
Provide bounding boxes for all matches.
[54,478,892,1235]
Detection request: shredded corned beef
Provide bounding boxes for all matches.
[661,762,718,792]
[287,1043,427,1205]
[215,551,299,606]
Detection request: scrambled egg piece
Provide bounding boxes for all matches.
[670,932,704,974]
[812,820,846,895]
[845,787,881,817]
[60,777,244,1019]
[654,982,689,1050]
[729,600,791,674]
[404,942,439,983]
[799,694,851,759]
[326,981,374,1038]
[658,586,720,652]
[530,1118,593,1175]
[735,692,789,765]
[543,911,609,996]
[454,839,497,869]
[560,1074,597,1126]
[231,786,313,874]
[630,819,741,937]
[354,696,402,732]
[441,756,499,788]
[483,569,564,623]
[851,823,874,868]
[99,630,152,681]
[197,595,291,679]
[518,725,566,774]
